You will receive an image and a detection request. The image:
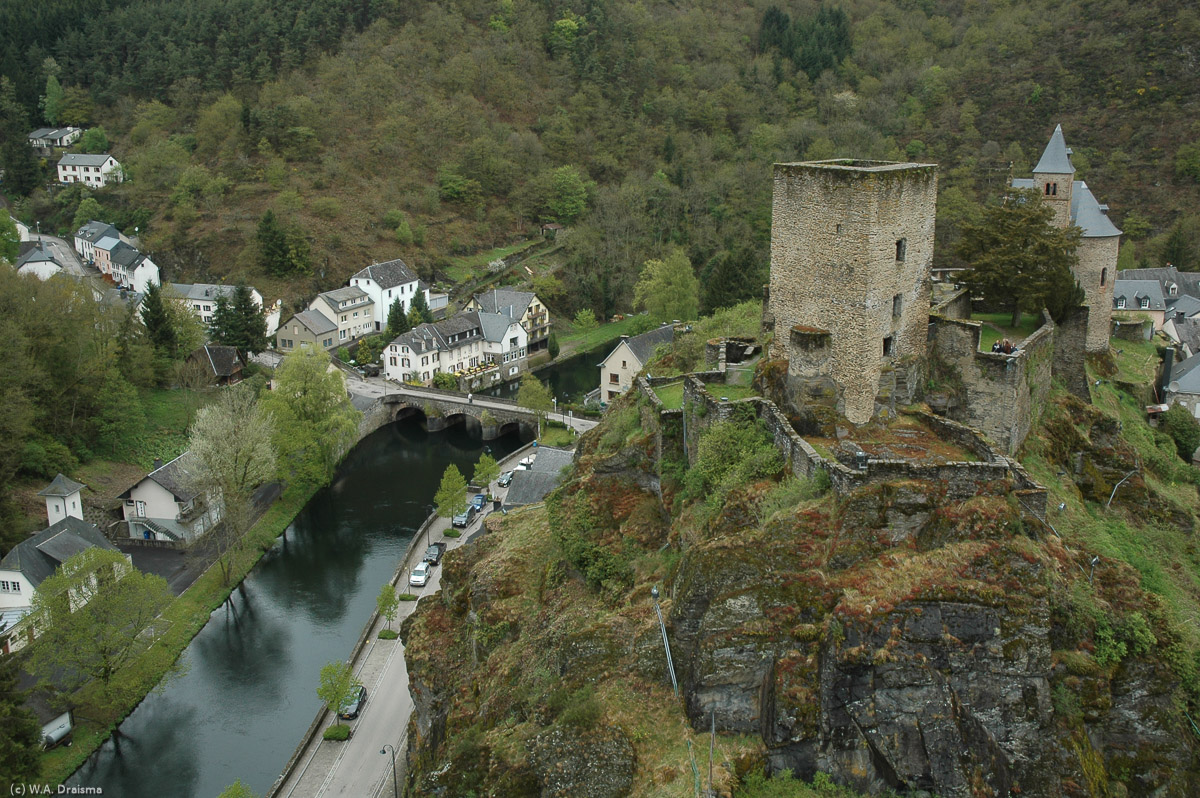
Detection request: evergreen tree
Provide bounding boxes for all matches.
[0,655,41,787]
[1159,223,1195,270]
[957,189,1084,327]
[40,74,63,124]
[256,210,289,276]
[211,284,269,354]
[386,297,410,339]
[141,281,178,357]
[411,289,434,324]
[701,247,765,315]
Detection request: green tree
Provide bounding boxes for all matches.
[257,210,290,276]
[572,308,598,333]
[377,583,399,631]
[28,548,173,706]
[317,661,360,726]
[548,332,560,359]
[517,373,554,435]
[216,781,259,798]
[1159,223,1195,270]
[40,74,64,125]
[386,297,410,339]
[189,384,278,584]
[72,196,104,232]
[57,86,94,126]
[472,452,500,490]
[79,127,109,153]
[1122,211,1152,240]
[411,290,434,324]
[957,189,1084,327]
[91,368,145,459]
[701,247,765,315]
[432,371,458,389]
[0,655,42,787]
[434,464,468,519]
[1161,403,1200,462]
[634,248,700,323]
[259,348,360,487]
[547,165,592,224]
[0,211,19,264]
[141,281,178,357]
[1175,141,1200,183]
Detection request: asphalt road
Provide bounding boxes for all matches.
[33,232,90,277]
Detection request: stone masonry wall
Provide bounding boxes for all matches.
[768,160,937,424]
[930,314,1055,454]
[1076,235,1119,353]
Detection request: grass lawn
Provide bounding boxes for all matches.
[705,383,759,402]
[972,311,1043,352]
[538,425,576,448]
[1110,336,1163,384]
[654,381,685,409]
[443,239,541,284]
[558,315,645,353]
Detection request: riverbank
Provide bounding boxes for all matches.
[267,440,543,798]
[42,480,323,786]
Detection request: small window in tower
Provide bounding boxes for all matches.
[835,223,842,235]
[1045,182,1057,196]
[1100,268,1107,287]
[892,293,903,317]
[895,239,906,262]
[883,335,895,357]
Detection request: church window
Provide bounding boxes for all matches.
[1045,182,1057,196]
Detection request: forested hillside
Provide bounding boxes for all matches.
[2,0,1199,317]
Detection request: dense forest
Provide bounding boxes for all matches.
[2,0,1199,318]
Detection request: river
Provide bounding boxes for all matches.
[67,419,523,798]
[486,345,605,404]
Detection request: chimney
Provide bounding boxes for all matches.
[1160,347,1177,398]
[152,458,164,471]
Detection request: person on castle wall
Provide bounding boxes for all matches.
[991,340,1002,353]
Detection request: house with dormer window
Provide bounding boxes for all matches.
[119,453,221,543]
[1112,279,1167,330]
[348,258,427,331]
[308,286,375,346]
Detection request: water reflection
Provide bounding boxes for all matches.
[68,419,522,798]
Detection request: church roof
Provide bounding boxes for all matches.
[1010,178,1121,238]
[1033,124,1076,175]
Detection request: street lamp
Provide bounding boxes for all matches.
[650,586,679,697]
[380,744,399,798]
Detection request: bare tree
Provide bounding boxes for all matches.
[188,384,277,584]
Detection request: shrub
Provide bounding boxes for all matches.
[397,593,418,601]
[1159,403,1200,461]
[683,407,784,504]
[444,530,461,538]
[433,371,459,390]
[323,725,351,741]
[378,629,399,639]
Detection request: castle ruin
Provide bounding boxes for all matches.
[766,159,937,425]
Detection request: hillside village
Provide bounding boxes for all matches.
[2,1,1200,793]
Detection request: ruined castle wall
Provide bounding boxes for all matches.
[1075,235,1120,352]
[931,285,972,320]
[1052,305,1091,400]
[768,161,937,424]
[930,315,1055,454]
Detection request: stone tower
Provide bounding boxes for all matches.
[1016,126,1120,353]
[767,159,937,424]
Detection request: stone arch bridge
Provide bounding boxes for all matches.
[358,385,540,441]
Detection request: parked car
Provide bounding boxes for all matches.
[472,493,487,510]
[452,505,477,528]
[409,561,431,587]
[423,542,446,565]
[497,470,514,487]
[339,684,367,720]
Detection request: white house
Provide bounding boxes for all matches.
[37,473,85,526]
[57,153,122,188]
[15,246,63,281]
[119,453,221,543]
[0,474,124,655]
[169,283,266,326]
[597,324,675,401]
[385,313,487,384]
[74,220,125,264]
[28,127,82,150]
[465,289,552,351]
[478,311,528,381]
[109,242,160,294]
[309,286,375,345]
[348,258,426,331]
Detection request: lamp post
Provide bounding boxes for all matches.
[651,586,679,697]
[380,744,398,798]
[425,504,435,550]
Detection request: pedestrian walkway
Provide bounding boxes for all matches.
[267,446,532,798]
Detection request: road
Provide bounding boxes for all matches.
[33,232,93,278]
[270,451,526,798]
[345,375,601,434]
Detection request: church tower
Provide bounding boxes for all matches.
[1017,125,1120,353]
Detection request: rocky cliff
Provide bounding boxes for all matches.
[400,388,1200,797]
